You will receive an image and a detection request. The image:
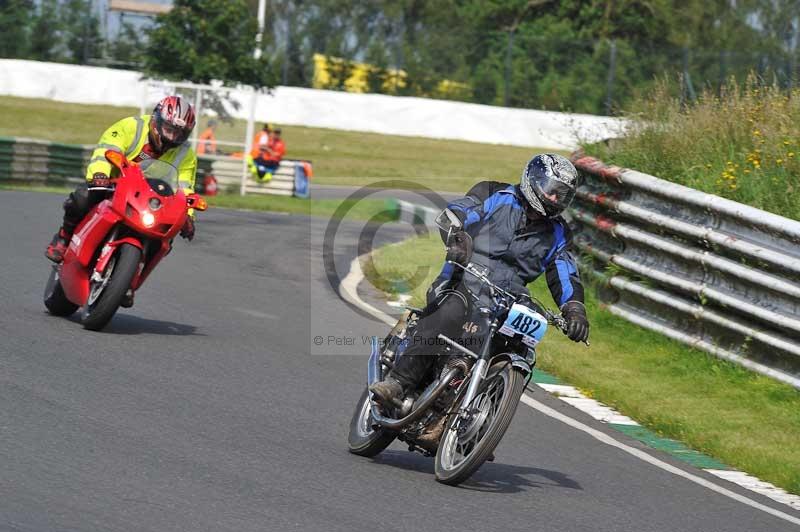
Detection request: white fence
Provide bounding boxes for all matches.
[0,59,625,150]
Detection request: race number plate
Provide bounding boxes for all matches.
[498,303,548,347]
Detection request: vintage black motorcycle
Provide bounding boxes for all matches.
[347,209,578,485]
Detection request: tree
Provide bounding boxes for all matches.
[0,0,33,59]
[144,0,275,89]
[60,0,103,64]
[108,22,144,67]
[29,0,66,62]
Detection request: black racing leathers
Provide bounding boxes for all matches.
[391,181,586,388]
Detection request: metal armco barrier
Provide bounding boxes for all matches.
[0,137,311,197]
[570,154,800,389]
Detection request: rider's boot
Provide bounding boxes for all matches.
[120,289,134,308]
[369,377,404,407]
[45,228,71,263]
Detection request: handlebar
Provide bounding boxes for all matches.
[447,260,590,347]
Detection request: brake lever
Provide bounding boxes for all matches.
[548,313,589,347]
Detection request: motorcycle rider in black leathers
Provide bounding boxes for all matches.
[370,153,589,406]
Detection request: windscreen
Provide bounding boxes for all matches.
[140,159,179,197]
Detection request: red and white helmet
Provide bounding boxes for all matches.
[150,95,196,150]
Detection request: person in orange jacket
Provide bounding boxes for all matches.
[196,119,218,155]
[249,124,286,182]
[250,123,271,159]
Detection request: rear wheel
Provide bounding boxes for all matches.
[43,267,79,317]
[348,388,396,457]
[434,361,526,485]
[80,243,141,331]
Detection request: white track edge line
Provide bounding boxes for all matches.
[704,469,800,511]
[520,395,800,526]
[339,255,397,327]
[342,254,800,525]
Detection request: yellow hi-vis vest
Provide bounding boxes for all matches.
[85,114,197,193]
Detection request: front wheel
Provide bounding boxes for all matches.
[434,361,526,485]
[348,388,396,457]
[80,243,141,331]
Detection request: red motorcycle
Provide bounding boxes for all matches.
[44,150,208,330]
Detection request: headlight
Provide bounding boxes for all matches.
[148,197,162,211]
[141,211,155,228]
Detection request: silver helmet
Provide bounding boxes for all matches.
[519,153,578,217]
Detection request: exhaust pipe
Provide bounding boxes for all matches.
[366,336,460,431]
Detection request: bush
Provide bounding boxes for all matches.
[587,77,800,221]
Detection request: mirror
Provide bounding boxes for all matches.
[186,194,208,211]
[435,208,463,245]
[435,208,463,232]
[104,149,127,170]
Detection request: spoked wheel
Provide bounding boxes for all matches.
[43,266,79,317]
[348,388,396,457]
[434,361,526,485]
[80,243,141,331]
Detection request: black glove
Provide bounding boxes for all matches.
[561,301,589,343]
[445,230,473,266]
[89,172,111,188]
[180,215,195,241]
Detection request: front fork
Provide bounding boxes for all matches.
[458,315,500,414]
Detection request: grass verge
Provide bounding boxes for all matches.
[586,78,800,220]
[206,194,394,221]
[0,183,393,222]
[0,95,560,193]
[364,232,800,495]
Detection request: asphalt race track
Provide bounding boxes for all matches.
[1,190,798,532]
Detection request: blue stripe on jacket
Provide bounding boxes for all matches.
[543,220,566,263]
[554,255,576,305]
[448,186,520,230]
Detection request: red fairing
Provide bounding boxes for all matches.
[60,201,121,305]
[70,201,120,268]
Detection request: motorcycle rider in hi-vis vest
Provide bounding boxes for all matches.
[45,95,199,307]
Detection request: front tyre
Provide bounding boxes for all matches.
[434,361,526,485]
[44,266,79,317]
[348,388,396,457]
[80,243,141,331]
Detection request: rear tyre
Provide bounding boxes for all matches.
[348,388,396,457]
[80,243,141,331]
[43,267,79,317]
[434,361,526,485]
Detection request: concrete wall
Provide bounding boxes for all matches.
[0,59,626,150]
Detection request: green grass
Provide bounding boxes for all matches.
[0,183,393,222]
[0,95,560,193]
[586,78,800,220]
[207,194,394,221]
[0,183,72,194]
[365,233,800,495]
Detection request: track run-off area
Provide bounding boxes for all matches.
[1,190,798,532]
